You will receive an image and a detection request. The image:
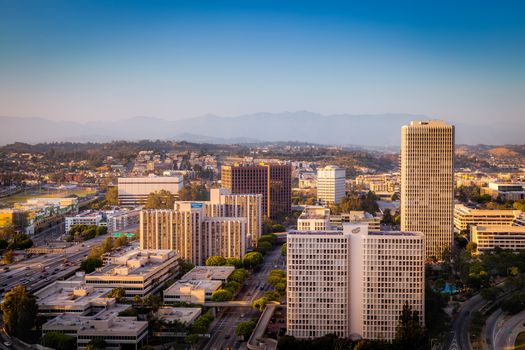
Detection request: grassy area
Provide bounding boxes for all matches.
[516,331,525,349]
[0,187,96,207]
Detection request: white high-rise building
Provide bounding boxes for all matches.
[348,225,425,340]
[287,224,425,341]
[316,165,346,205]
[287,229,351,338]
[401,120,454,260]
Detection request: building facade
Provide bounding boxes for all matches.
[297,206,331,231]
[401,120,454,260]
[348,226,425,340]
[287,225,425,341]
[221,162,291,219]
[472,225,525,253]
[316,165,346,205]
[454,204,519,232]
[117,176,184,205]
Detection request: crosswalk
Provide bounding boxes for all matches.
[448,335,459,350]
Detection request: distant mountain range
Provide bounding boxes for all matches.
[1,112,523,146]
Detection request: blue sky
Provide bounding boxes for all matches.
[0,0,524,124]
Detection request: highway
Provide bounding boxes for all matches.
[203,244,286,350]
[0,234,108,301]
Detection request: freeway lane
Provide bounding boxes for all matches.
[0,234,108,300]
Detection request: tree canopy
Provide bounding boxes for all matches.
[0,285,38,341]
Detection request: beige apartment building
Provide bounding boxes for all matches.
[472,225,525,253]
[454,204,520,232]
[140,200,250,265]
[208,188,262,247]
[287,224,425,340]
[401,120,455,260]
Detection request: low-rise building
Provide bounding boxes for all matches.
[330,211,380,231]
[481,182,525,201]
[297,206,331,231]
[180,266,235,283]
[65,211,103,233]
[454,204,520,232]
[156,307,202,325]
[85,249,178,297]
[472,225,525,253]
[35,280,113,317]
[163,280,222,304]
[42,304,148,350]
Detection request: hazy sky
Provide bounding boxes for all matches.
[1,0,524,124]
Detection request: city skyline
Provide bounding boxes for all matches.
[1,0,524,130]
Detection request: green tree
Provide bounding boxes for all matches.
[86,337,107,350]
[394,302,427,350]
[224,281,240,294]
[252,297,268,311]
[228,268,248,284]
[101,236,114,254]
[211,289,233,302]
[257,241,272,255]
[144,190,175,209]
[224,257,243,268]
[42,332,77,350]
[178,259,195,274]
[243,252,263,269]
[2,250,14,264]
[235,319,258,340]
[184,333,200,345]
[0,285,38,341]
[281,243,287,256]
[268,269,286,286]
[9,232,33,250]
[107,287,125,302]
[80,256,103,273]
[105,187,119,206]
[205,255,226,266]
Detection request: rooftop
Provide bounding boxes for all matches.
[35,281,113,310]
[42,304,147,334]
[156,307,202,324]
[164,280,222,295]
[298,206,330,220]
[180,266,235,282]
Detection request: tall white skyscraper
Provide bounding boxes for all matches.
[401,120,454,260]
[287,224,425,341]
[316,165,346,205]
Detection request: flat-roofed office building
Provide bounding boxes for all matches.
[118,176,184,205]
[401,120,454,260]
[317,165,346,205]
[454,204,519,232]
[221,162,291,219]
[472,225,525,253]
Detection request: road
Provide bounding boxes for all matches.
[494,309,525,350]
[203,244,286,350]
[443,293,486,350]
[484,308,503,350]
[0,234,108,301]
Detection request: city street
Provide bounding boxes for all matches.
[203,244,286,350]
